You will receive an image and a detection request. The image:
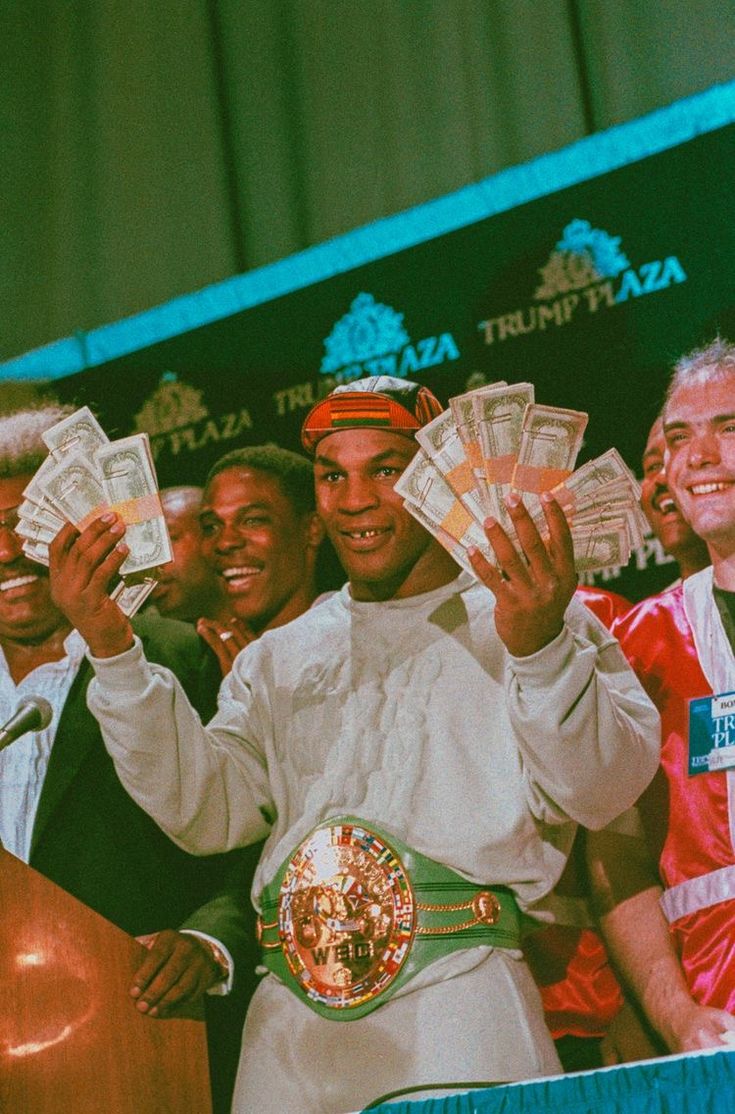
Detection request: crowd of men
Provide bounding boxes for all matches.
[1,336,734,1113]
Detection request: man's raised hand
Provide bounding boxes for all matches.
[49,515,135,658]
[468,492,577,657]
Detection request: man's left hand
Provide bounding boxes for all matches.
[131,929,225,1017]
[196,617,257,677]
[468,492,577,657]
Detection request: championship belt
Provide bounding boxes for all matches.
[257,818,522,1021]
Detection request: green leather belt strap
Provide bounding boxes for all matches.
[257,816,522,1021]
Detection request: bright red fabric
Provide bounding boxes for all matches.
[523,586,631,1038]
[613,585,735,1012]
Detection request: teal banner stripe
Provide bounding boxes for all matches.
[3,79,735,382]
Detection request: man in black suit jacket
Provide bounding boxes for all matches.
[29,609,242,935]
[0,406,255,1112]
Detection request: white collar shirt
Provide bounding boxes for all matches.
[0,629,86,861]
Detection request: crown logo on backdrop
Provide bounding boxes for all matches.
[133,372,209,437]
[534,219,630,300]
[321,293,410,374]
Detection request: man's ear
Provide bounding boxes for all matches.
[305,511,326,551]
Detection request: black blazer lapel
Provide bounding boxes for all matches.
[30,660,97,857]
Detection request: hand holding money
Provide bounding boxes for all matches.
[468,491,578,657]
[397,383,645,581]
[16,408,171,617]
[49,517,135,659]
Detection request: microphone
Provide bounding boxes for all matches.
[0,696,53,752]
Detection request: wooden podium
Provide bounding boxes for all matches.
[0,848,212,1114]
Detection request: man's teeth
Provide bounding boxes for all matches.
[691,482,729,495]
[223,567,260,579]
[348,529,385,539]
[659,497,676,513]
[0,575,37,592]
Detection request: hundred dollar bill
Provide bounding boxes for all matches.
[629,501,650,547]
[575,475,634,507]
[399,448,630,577]
[543,449,641,519]
[474,383,535,522]
[449,383,507,516]
[22,455,63,511]
[575,476,648,546]
[530,477,630,532]
[538,453,646,547]
[395,450,496,564]
[18,498,65,535]
[111,577,158,618]
[42,406,109,461]
[512,403,588,519]
[570,520,631,574]
[415,408,490,522]
[404,502,478,578]
[95,434,172,576]
[15,517,57,546]
[40,452,107,528]
[532,476,645,537]
[21,538,49,567]
[16,499,65,552]
[572,499,647,553]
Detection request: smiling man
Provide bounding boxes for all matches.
[592,339,735,1054]
[311,435,440,601]
[150,486,224,623]
[640,416,709,583]
[0,405,254,1113]
[198,445,323,632]
[191,445,325,674]
[47,377,659,1114]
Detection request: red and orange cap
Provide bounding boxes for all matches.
[301,375,444,454]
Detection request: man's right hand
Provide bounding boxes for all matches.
[664,1000,735,1053]
[49,516,135,658]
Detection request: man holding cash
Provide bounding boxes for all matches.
[0,404,253,1113]
[48,377,659,1114]
[589,340,735,1052]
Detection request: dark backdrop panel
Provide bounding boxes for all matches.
[4,84,735,601]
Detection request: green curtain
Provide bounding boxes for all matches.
[4,0,735,364]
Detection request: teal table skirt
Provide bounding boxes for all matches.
[364,1050,735,1114]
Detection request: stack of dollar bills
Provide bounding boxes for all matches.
[395,381,648,576]
[16,407,172,616]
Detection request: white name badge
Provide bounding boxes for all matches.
[688,690,735,775]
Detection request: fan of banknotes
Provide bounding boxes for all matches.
[16,407,172,617]
[394,381,648,577]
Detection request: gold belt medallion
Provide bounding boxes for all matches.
[277,822,415,1010]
